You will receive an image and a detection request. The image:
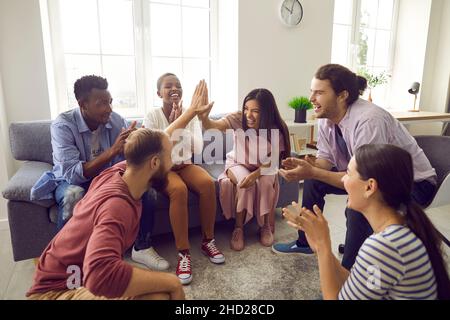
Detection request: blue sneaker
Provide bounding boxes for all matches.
[271,240,314,255]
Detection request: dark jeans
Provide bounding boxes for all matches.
[297,170,436,270]
[56,182,156,251]
[134,189,157,250]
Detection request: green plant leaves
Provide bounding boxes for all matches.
[358,68,390,89]
[288,96,313,110]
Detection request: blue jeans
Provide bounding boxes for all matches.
[297,169,436,270]
[55,181,87,231]
[55,182,156,251]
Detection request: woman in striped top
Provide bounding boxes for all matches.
[283,144,450,300]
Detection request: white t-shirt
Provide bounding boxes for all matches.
[144,107,203,164]
[90,127,103,160]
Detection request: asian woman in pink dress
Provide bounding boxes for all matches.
[199,89,291,251]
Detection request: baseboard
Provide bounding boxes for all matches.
[0,219,9,231]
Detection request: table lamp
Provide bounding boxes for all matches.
[408,82,420,112]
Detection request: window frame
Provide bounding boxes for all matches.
[44,0,218,119]
[331,0,400,105]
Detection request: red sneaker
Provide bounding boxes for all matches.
[201,239,225,264]
[176,252,192,285]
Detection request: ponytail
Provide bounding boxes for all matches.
[356,75,367,96]
[404,200,450,300]
[355,144,450,300]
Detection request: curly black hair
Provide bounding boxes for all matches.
[74,75,108,102]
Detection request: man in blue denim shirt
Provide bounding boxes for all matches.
[31,75,169,271]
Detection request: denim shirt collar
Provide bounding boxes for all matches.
[74,108,113,133]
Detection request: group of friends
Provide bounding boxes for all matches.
[26,63,450,300]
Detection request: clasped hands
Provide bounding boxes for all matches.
[278,155,316,182]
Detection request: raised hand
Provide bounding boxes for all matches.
[283,204,331,253]
[197,102,214,121]
[188,79,214,115]
[111,121,137,156]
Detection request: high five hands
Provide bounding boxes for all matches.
[188,79,214,116]
[190,80,214,121]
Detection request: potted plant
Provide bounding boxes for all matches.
[358,68,390,102]
[288,96,313,123]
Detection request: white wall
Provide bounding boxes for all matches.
[0,0,51,124]
[0,0,52,225]
[0,73,11,223]
[412,0,450,135]
[238,0,334,121]
[388,0,432,111]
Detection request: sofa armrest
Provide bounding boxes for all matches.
[2,161,55,207]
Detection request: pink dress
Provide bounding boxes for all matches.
[218,112,285,228]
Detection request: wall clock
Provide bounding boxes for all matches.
[280,0,303,27]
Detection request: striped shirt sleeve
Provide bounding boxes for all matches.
[339,232,405,300]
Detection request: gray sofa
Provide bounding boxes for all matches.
[2,119,299,261]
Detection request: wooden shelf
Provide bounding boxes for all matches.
[285,120,317,128]
[291,147,317,157]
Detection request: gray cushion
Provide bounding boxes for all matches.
[200,163,225,180]
[2,161,55,208]
[9,120,53,164]
[414,135,450,187]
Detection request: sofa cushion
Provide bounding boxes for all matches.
[9,121,53,164]
[2,161,55,208]
[200,163,225,180]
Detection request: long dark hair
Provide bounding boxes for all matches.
[241,88,291,161]
[355,144,450,300]
[315,64,367,105]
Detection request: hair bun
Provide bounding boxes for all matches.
[356,75,368,95]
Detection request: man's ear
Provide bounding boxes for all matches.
[150,155,160,171]
[157,90,162,99]
[338,90,349,102]
[78,99,87,111]
[341,90,349,101]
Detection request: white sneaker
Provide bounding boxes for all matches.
[131,247,170,271]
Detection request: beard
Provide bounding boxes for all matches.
[149,169,169,192]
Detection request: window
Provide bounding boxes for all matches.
[331,0,398,106]
[43,0,216,118]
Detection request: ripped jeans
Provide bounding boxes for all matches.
[55,181,88,231]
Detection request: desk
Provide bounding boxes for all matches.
[285,120,317,156]
[285,120,317,143]
[389,111,450,125]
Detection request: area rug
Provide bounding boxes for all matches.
[182,232,321,300]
